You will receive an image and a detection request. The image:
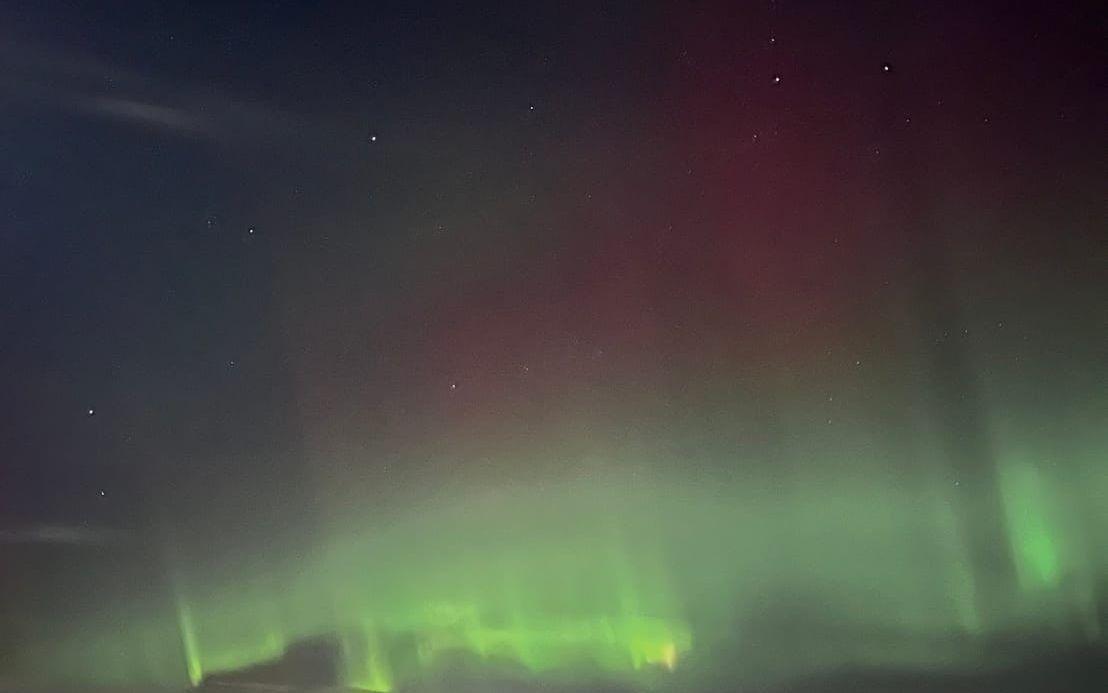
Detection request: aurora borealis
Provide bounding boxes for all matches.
[1,1,1105,691]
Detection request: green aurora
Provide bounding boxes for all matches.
[12,440,1105,691]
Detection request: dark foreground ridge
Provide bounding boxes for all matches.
[192,635,1107,692]
[5,637,1102,692]
[777,645,1106,693]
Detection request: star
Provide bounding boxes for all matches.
[87,408,96,417]
[882,62,892,72]
[98,489,106,497]
[450,382,457,391]
[248,227,256,235]
[369,135,378,142]
[772,74,782,84]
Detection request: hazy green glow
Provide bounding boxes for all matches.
[10,454,1104,690]
[931,491,982,634]
[1000,460,1062,590]
[172,588,203,687]
[342,622,394,692]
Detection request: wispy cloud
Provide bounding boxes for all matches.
[0,37,303,141]
[0,525,130,546]
[85,96,206,133]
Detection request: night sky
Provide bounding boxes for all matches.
[1,2,1105,691]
